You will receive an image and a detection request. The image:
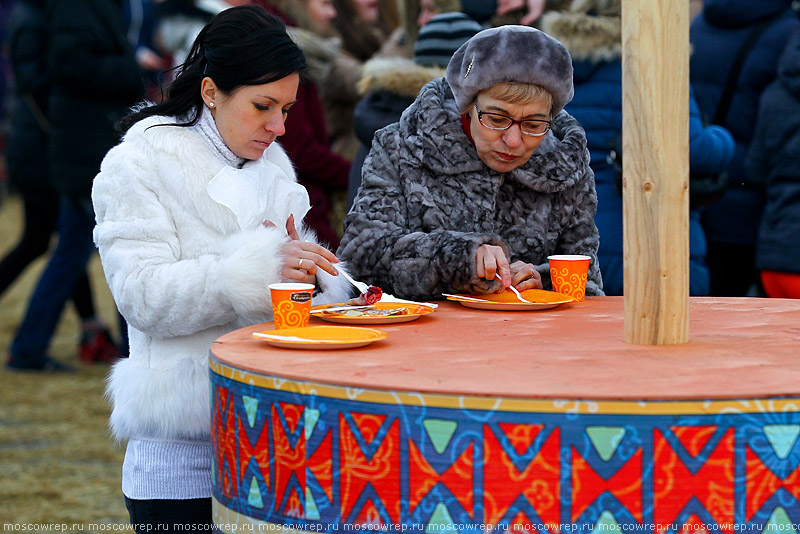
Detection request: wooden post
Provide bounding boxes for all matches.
[622,0,690,345]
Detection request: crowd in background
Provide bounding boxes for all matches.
[0,0,799,370]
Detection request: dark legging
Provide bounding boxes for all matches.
[125,497,212,534]
[0,192,95,318]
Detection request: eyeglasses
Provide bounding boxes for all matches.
[474,103,552,137]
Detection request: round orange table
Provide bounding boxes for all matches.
[209,297,800,533]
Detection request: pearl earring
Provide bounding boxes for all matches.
[208,102,215,108]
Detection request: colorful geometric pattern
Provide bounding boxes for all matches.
[210,358,800,533]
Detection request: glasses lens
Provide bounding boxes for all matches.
[521,120,550,136]
[479,113,512,130]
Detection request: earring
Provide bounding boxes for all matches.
[208,102,215,108]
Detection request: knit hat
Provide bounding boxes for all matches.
[445,25,574,116]
[413,12,484,68]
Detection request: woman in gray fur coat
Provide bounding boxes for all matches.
[338,25,603,300]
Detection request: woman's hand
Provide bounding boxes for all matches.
[266,215,340,284]
[476,244,511,287]
[510,260,542,291]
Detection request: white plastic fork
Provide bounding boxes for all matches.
[496,274,532,304]
[339,269,369,293]
[338,270,438,308]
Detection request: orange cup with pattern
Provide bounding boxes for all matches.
[548,255,591,302]
[269,282,314,329]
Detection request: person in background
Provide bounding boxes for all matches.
[2,0,121,367]
[347,11,483,208]
[690,0,703,21]
[330,0,400,160]
[94,7,353,531]
[262,0,353,248]
[339,26,603,300]
[542,0,734,296]
[6,0,145,372]
[690,0,799,296]
[746,29,800,299]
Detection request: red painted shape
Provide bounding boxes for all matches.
[272,403,306,512]
[572,448,643,522]
[483,426,560,528]
[499,423,543,457]
[283,487,304,518]
[309,430,334,503]
[670,426,717,458]
[745,446,800,520]
[350,412,387,446]
[353,500,386,526]
[510,510,541,533]
[280,401,303,436]
[408,440,475,516]
[680,514,711,534]
[237,414,271,492]
[339,414,400,523]
[653,428,734,532]
[214,386,238,499]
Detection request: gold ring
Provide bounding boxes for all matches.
[298,259,305,270]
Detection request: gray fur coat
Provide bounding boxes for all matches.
[338,77,603,300]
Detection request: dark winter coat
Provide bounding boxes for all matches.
[347,56,444,208]
[46,0,145,199]
[338,77,603,301]
[747,29,800,274]
[690,0,799,245]
[6,0,51,199]
[543,8,735,296]
[281,79,350,248]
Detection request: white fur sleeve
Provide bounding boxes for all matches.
[93,147,287,337]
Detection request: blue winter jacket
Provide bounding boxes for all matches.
[564,59,734,296]
[746,29,800,274]
[690,0,799,245]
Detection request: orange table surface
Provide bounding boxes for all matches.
[210,296,800,401]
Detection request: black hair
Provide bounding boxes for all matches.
[119,5,307,132]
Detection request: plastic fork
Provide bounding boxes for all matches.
[339,269,369,293]
[496,274,532,304]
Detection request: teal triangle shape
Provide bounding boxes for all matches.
[593,511,618,531]
[764,425,800,460]
[305,409,320,440]
[766,507,796,533]
[426,503,455,534]
[586,426,626,462]
[247,476,263,509]
[243,396,259,429]
[305,487,320,520]
[423,419,458,455]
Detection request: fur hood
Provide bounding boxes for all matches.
[357,56,446,98]
[540,0,621,63]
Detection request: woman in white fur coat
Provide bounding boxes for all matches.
[91,7,353,531]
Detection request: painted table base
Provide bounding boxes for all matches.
[209,298,800,533]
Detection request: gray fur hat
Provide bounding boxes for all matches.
[445,25,574,116]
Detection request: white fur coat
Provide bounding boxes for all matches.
[92,115,353,441]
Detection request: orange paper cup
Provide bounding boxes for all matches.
[269,282,314,329]
[548,254,591,302]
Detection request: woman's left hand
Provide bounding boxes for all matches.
[507,260,542,291]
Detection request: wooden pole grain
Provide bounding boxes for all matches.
[621,0,690,344]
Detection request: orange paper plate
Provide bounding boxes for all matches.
[445,289,574,311]
[310,302,435,324]
[252,325,388,349]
